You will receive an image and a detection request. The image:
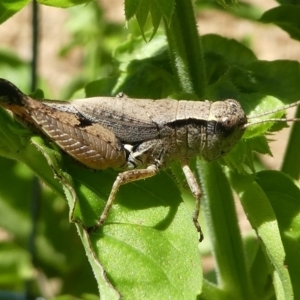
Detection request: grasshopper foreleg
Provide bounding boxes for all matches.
[88,164,159,233]
[181,163,203,242]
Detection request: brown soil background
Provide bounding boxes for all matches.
[1,0,299,272]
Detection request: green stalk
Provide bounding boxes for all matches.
[27,1,40,297]
[281,105,300,179]
[164,0,206,97]
[196,160,256,300]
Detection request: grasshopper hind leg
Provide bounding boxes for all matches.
[88,161,204,243]
[87,165,159,233]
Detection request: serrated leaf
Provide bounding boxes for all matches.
[222,135,272,173]
[153,0,174,23]
[202,34,257,68]
[125,0,142,20]
[195,0,262,21]
[243,95,286,139]
[126,0,167,40]
[250,135,272,156]
[247,60,300,101]
[149,0,162,40]
[260,5,300,42]
[112,34,173,98]
[135,0,151,39]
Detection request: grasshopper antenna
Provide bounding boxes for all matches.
[244,100,300,128]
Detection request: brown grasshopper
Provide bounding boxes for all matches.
[0,78,299,242]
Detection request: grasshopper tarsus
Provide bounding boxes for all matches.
[192,215,204,242]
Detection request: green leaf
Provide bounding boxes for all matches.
[37,0,93,8]
[114,33,167,63]
[125,0,142,20]
[113,33,174,98]
[195,0,263,21]
[149,1,161,40]
[153,0,174,23]
[260,5,300,42]
[0,0,30,24]
[202,34,257,70]
[63,161,203,299]
[135,0,151,36]
[125,0,174,23]
[85,77,119,97]
[125,0,174,39]
[29,88,44,99]
[234,60,300,102]
[203,38,300,105]
[243,96,286,139]
[222,135,272,174]
[244,236,274,299]
[115,57,174,98]
[229,171,294,300]
[255,171,300,299]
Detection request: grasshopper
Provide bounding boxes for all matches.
[0,78,299,242]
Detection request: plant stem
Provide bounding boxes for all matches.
[196,160,256,300]
[164,0,206,97]
[25,1,40,297]
[31,0,39,91]
[281,105,300,179]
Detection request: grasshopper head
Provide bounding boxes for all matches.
[202,99,247,161]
